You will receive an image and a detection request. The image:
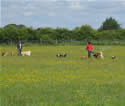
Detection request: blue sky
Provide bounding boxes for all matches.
[1,0,125,29]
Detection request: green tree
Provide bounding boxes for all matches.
[2,25,18,40]
[40,34,54,44]
[16,28,29,40]
[4,24,26,29]
[2,25,29,41]
[116,29,125,39]
[55,28,72,40]
[96,30,117,40]
[73,25,96,40]
[99,17,121,31]
[0,28,4,40]
[36,27,57,41]
[27,28,39,40]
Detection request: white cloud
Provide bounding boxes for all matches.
[48,12,56,16]
[1,0,125,28]
[69,1,82,9]
[0,0,1,27]
[23,11,33,16]
[119,0,125,6]
[88,0,96,2]
[24,3,36,10]
[66,0,83,10]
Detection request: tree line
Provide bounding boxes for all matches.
[0,17,125,42]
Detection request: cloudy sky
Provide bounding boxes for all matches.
[1,0,125,29]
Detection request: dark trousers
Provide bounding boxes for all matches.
[18,49,22,56]
[88,51,91,58]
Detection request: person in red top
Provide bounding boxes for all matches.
[86,41,93,58]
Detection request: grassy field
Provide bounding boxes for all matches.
[0,45,125,106]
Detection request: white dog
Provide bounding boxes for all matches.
[21,51,31,56]
[100,52,104,59]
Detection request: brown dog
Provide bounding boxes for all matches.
[2,52,8,56]
[80,55,87,59]
[11,51,14,56]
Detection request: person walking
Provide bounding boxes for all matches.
[17,40,22,56]
[86,41,93,58]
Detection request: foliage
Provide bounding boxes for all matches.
[98,17,121,31]
[73,25,97,40]
[0,17,125,42]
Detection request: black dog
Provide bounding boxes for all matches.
[112,56,116,59]
[92,53,101,58]
[63,53,67,57]
[56,53,67,57]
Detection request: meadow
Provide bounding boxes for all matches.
[0,45,125,106]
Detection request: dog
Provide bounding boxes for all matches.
[112,56,116,59]
[63,53,67,57]
[100,52,104,59]
[92,52,104,59]
[56,54,62,57]
[112,56,117,61]
[2,52,8,56]
[21,51,31,56]
[80,55,87,59]
[11,51,14,56]
[56,53,67,57]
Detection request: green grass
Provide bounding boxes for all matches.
[0,45,125,106]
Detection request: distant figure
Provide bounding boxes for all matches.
[86,41,93,58]
[17,40,22,56]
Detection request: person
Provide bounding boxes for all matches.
[86,41,93,58]
[17,40,22,56]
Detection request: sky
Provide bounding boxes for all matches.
[1,0,125,29]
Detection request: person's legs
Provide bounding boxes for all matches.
[88,51,91,58]
[18,49,20,56]
[19,49,22,56]
[18,49,21,56]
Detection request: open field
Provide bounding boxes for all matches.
[0,45,125,106]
